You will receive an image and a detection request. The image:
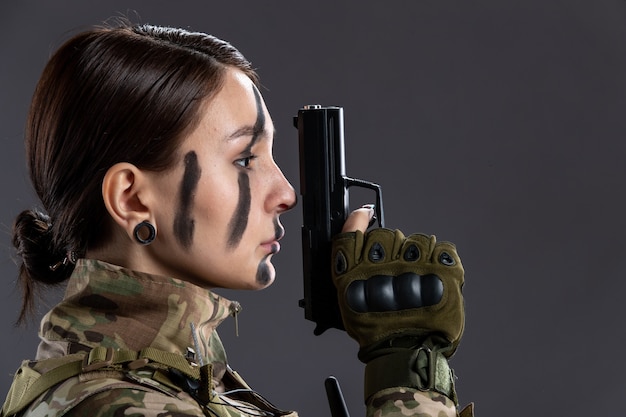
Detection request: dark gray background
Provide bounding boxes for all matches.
[2,1,626,416]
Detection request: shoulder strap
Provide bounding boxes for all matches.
[1,347,201,417]
[2,355,83,417]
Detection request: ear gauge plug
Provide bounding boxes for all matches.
[133,220,156,245]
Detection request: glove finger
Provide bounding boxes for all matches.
[332,230,365,276]
[362,228,405,264]
[431,241,464,286]
[400,233,435,264]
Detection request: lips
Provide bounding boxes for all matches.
[261,219,284,254]
[270,241,280,254]
[260,240,280,254]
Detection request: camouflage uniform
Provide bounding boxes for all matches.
[3,259,464,417]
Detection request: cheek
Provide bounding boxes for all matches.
[191,174,240,242]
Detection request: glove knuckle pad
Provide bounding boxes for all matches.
[368,242,386,263]
[334,250,348,275]
[345,273,444,313]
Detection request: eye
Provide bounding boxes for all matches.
[234,154,256,169]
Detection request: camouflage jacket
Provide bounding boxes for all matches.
[3,259,468,417]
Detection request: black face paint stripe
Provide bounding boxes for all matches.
[254,220,282,285]
[227,172,251,248]
[256,257,272,286]
[226,86,266,249]
[256,245,278,286]
[246,86,265,152]
[174,151,201,249]
[273,217,284,241]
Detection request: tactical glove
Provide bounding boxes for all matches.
[331,228,465,403]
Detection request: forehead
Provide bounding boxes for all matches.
[195,68,273,141]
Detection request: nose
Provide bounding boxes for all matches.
[268,162,297,214]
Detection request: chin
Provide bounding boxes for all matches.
[255,260,275,288]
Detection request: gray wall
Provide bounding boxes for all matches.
[2,1,626,416]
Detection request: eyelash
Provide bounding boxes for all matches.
[234,154,257,169]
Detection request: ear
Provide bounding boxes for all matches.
[102,162,155,241]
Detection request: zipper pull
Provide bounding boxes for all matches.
[189,322,205,366]
[230,301,241,337]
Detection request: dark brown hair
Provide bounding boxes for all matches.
[12,23,259,323]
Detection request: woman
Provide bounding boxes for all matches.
[3,22,472,417]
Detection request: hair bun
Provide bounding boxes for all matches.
[12,209,74,323]
[12,209,71,285]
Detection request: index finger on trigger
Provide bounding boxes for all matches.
[341,204,375,233]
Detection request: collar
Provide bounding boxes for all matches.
[37,259,240,368]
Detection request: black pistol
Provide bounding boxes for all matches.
[294,105,385,335]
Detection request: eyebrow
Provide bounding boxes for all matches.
[226,125,276,142]
[227,86,273,150]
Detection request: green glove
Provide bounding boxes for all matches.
[332,228,465,401]
[332,228,465,353]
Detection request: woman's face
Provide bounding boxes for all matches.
[145,68,296,289]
